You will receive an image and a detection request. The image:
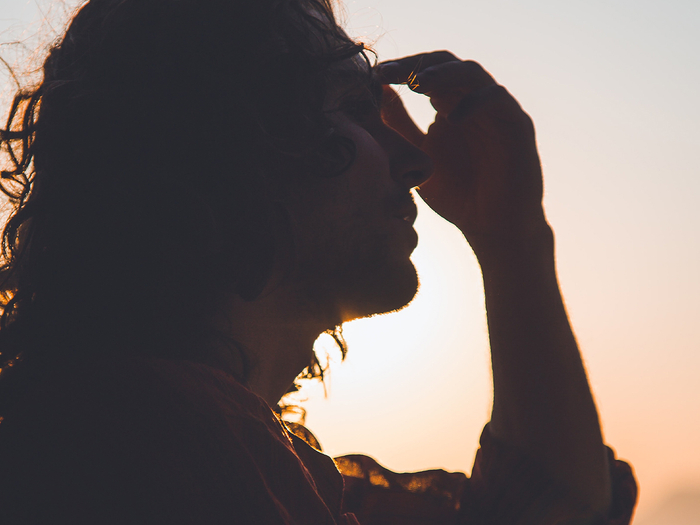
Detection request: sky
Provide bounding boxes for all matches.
[2,1,700,523]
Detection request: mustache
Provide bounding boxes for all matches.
[388,191,418,224]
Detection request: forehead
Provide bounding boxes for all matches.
[324,54,381,105]
[299,3,379,104]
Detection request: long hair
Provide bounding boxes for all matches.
[0,0,367,390]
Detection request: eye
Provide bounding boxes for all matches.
[341,98,381,123]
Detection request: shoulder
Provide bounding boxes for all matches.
[0,355,289,465]
[0,357,308,523]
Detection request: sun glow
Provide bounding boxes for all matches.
[3,1,700,522]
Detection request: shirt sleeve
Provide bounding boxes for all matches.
[463,425,638,525]
[335,425,637,525]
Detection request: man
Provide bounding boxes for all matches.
[0,0,636,523]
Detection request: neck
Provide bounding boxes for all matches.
[211,286,339,407]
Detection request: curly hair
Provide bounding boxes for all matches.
[0,0,373,392]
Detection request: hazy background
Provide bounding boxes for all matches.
[2,1,699,523]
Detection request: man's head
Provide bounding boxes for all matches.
[0,0,430,374]
[278,59,432,323]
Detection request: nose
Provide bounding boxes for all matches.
[388,128,434,189]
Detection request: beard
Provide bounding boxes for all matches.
[293,229,420,325]
[333,257,419,322]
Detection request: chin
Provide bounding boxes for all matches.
[339,260,419,322]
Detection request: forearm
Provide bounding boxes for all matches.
[475,224,611,515]
[377,51,613,515]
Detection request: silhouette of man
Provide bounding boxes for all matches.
[0,0,636,523]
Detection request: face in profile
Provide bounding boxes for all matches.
[279,59,433,324]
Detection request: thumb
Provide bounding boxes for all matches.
[381,86,425,148]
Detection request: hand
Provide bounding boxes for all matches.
[377,52,548,255]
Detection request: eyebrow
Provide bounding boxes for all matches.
[367,73,383,106]
[323,53,387,116]
[329,68,383,105]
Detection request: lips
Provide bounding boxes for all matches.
[400,211,416,224]
[391,200,419,252]
[394,198,418,226]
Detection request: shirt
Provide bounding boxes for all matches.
[0,356,637,524]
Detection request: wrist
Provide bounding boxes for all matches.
[466,220,555,272]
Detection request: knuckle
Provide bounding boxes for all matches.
[433,50,459,61]
[462,60,484,70]
[521,113,535,132]
[491,85,510,99]
[462,60,495,83]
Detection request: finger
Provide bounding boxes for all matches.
[381,86,425,147]
[447,84,526,124]
[411,60,496,95]
[375,50,460,85]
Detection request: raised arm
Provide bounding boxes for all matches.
[378,52,611,517]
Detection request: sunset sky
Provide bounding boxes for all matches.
[2,1,700,522]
